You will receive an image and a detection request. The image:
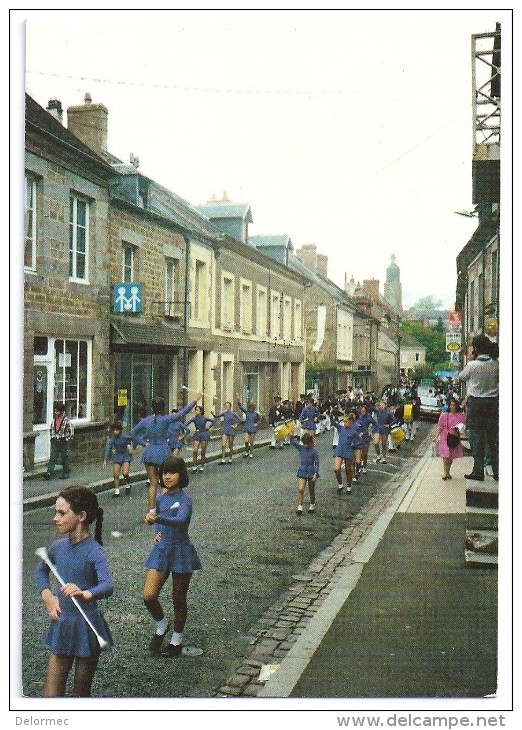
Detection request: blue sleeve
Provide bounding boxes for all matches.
[156,497,191,527]
[103,437,113,461]
[86,543,114,600]
[128,419,148,446]
[314,449,320,473]
[36,559,51,594]
[290,436,302,451]
[238,403,247,415]
[168,400,197,422]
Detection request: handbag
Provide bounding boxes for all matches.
[445,415,460,449]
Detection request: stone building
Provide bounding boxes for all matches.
[24,94,116,469]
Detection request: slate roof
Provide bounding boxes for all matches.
[249,234,293,249]
[195,202,253,223]
[25,93,115,179]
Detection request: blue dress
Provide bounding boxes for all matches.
[291,436,320,478]
[214,410,243,436]
[373,408,395,436]
[167,420,190,450]
[354,413,374,444]
[333,423,362,459]
[145,489,202,574]
[185,415,214,442]
[129,400,197,465]
[299,406,320,432]
[238,403,262,434]
[35,536,114,657]
[103,434,135,464]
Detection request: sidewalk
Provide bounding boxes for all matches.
[257,447,499,699]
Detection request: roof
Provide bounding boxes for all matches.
[195,202,253,223]
[25,93,115,178]
[249,234,293,249]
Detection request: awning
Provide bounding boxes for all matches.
[110,318,194,351]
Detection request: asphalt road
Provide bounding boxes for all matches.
[20,421,433,698]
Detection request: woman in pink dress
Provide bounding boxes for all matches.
[433,399,466,480]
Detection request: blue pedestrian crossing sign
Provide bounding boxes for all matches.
[113,283,142,313]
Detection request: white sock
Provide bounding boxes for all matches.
[169,630,183,646]
[155,616,168,635]
[114,488,120,495]
[149,507,156,514]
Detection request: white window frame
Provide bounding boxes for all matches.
[194,259,207,321]
[270,291,281,339]
[53,337,92,421]
[165,257,180,317]
[69,195,89,282]
[221,273,235,331]
[293,299,302,341]
[122,243,135,283]
[240,279,253,334]
[283,296,292,341]
[256,285,267,337]
[25,174,37,271]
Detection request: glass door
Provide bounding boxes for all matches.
[33,359,53,463]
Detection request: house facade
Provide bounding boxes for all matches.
[24,94,115,469]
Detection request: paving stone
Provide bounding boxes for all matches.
[218,685,243,696]
[224,673,251,688]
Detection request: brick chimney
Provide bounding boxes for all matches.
[316,253,328,278]
[362,279,380,299]
[46,99,63,123]
[67,93,108,154]
[296,243,317,273]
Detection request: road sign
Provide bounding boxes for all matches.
[446,332,462,352]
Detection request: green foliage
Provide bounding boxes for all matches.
[400,321,446,366]
[411,295,443,311]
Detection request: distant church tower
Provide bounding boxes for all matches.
[384,254,403,314]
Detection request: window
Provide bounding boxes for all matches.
[222,275,234,330]
[25,175,37,270]
[122,243,135,282]
[490,249,498,305]
[469,280,475,332]
[415,353,420,362]
[165,258,180,317]
[293,300,302,340]
[478,272,484,329]
[194,260,207,321]
[240,281,253,333]
[69,196,89,281]
[283,297,292,341]
[270,292,281,339]
[54,338,91,419]
[256,287,267,337]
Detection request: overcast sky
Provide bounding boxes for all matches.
[17,8,509,309]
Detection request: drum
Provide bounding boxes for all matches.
[274,420,295,441]
[390,424,405,444]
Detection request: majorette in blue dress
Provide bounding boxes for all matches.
[333,422,364,459]
[36,536,114,657]
[299,405,321,433]
[290,435,320,478]
[145,489,202,574]
[129,400,198,465]
[185,414,215,442]
[103,433,135,464]
[167,419,190,451]
[214,409,243,436]
[237,402,262,434]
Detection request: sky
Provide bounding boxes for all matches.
[15,8,510,310]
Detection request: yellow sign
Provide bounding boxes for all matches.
[446,341,461,352]
[117,389,128,406]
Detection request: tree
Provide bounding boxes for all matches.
[411,295,443,311]
[400,321,446,366]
